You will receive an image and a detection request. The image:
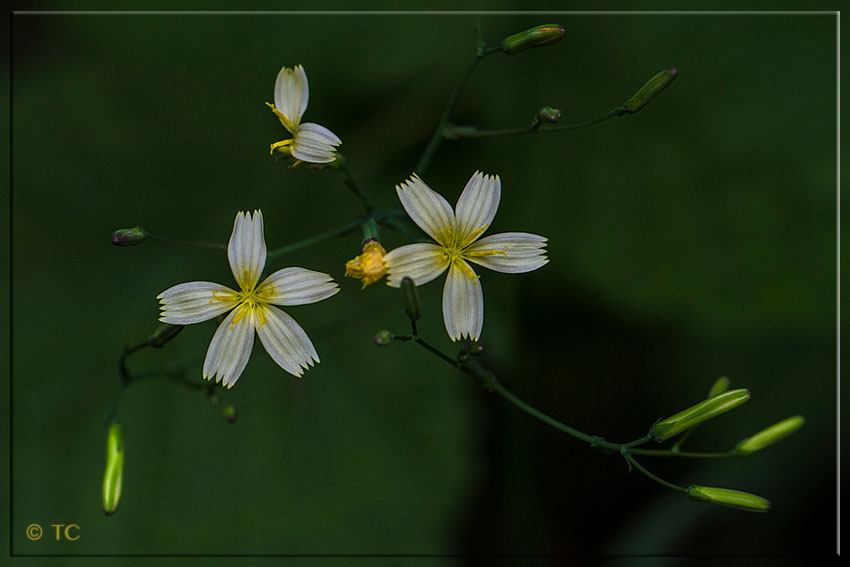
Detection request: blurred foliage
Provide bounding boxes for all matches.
[9,8,836,559]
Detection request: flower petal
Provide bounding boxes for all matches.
[465,232,549,274]
[273,64,309,132]
[203,304,256,389]
[228,210,267,291]
[255,304,319,378]
[257,267,339,306]
[396,174,455,246]
[442,261,484,341]
[290,123,342,163]
[157,281,238,324]
[383,243,449,287]
[454,171,501,248]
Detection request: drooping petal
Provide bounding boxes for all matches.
[396,174,455,246]
[383,243,449,287]
[255,304,319,378]
[290,123,342,163]
[465,232,549,274]
[454,171,501,248]
[203,304,256,389]
[442,260,484,341]
[273,64,309,132]
[227,210,267,292]
[157,281,239,324]
[257,267,339,306]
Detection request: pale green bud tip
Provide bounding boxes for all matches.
[707,376,730,397]
[649,388,751,442]
[148,323,184,348]
[734,415,805,454]
[102,422,124,516]
[687,485,771,512]
[536,107,562,124]
[221,405,237,423]
[502,24,565,55]
[374,330,394,347]
[401,277,421,321]
[111,226,147,246]
[623,68,678,114]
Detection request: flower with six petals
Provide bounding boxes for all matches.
[266,64,342,164]
[157,210,339,388]
[383,172,548,341]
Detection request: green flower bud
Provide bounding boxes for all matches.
[622,68,678,114]
[111,226,147,246]
[102,422,124,516]
[401,277,421,321]
[467,342,485,356]
[734,415,805,455]
[374,330,394,347]
[221,405,237,423]
[687,485,771,512]
[649,389,751,442]
[502,24,565,55]
[707,376,730,397]
[148,323,184,348]
[536,107,562,124]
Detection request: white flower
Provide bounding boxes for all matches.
[266,64,342,164]
[383,172,548,341]
[157,210,339,388]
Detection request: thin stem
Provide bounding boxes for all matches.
[491,380,621,452]
[623,452,688,493]
[630,448,739,459]
[443,111,619,140]
[338,157,373,214]
[267,218,362,260]
[414,337,459,368]
[145,231,227,251]
[415,45,500,176]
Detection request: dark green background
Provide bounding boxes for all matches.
[9,9,837,559]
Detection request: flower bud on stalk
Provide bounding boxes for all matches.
[221,405,238,423]
[734,415,805,454]
[502,24,566,55]
[148,323,184,348]
[102,422,124,516]
[536,107,562,124]
[374,330,394,347]
[111,227,147,246]
[687,485,771,512]
[649,389,751,442]
[621,68,678,114]
[401,277,421,322]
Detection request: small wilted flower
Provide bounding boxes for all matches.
[383,171,548,341]
[266,64,342,164]
[344,240,387,288]
[157,210,339,388]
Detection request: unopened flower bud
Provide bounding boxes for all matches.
[374,330,394,347]
[734,415,805,455]
[221,405,237,423]
[401,277,421,321]
[502,24,565,55]
[345,239,387,288]
[467,342,485,356]
[111,227,147,246]
[102,422,124,516]
[687,485,771,512]
[707,376,730,397]
[536,107,562,124]
[649,389,751,442]
[148,323,184,348]
[621,68,678,114]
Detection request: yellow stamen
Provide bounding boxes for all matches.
[466,246,509,259]
[270,139,293,156]
[265,101,297,133]
[453,258,479,281]
[458,226,487,248]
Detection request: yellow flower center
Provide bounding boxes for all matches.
[439,226,508,280]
